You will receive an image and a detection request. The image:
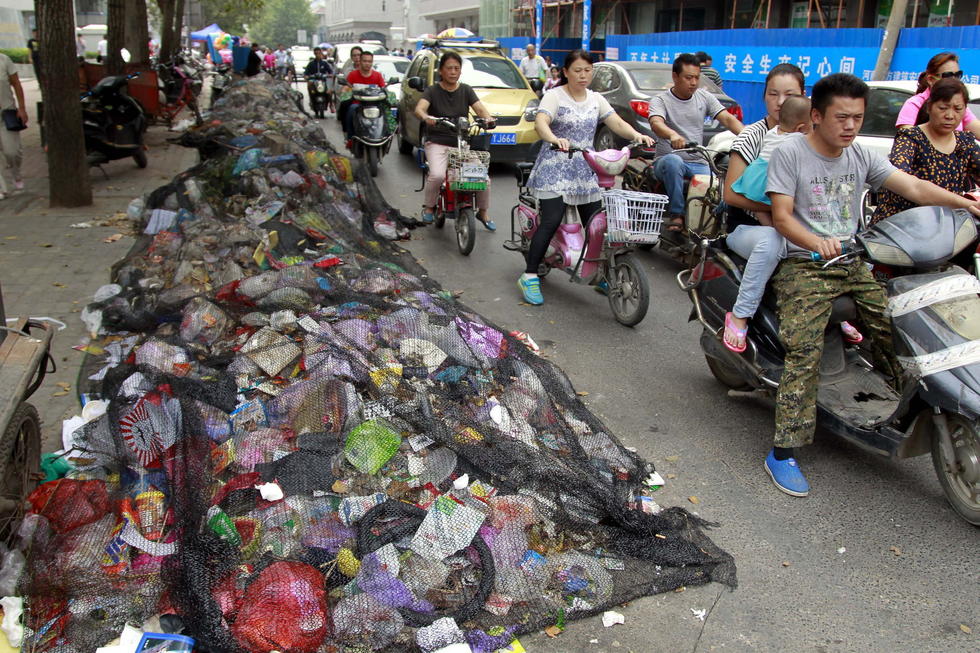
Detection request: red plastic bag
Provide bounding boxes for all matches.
[231,561,331,652]
[27,479,109,533]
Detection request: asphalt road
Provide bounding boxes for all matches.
[308,106,977,653]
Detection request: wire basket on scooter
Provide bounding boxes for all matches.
[448,147,491,191]
[602,188,669,244]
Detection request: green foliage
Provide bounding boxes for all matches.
[201,0,265,35]
[0,48,30,64]
[249,0,316,48]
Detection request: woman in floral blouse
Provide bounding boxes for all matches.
[517,50,653,305]
[871,78,980,225]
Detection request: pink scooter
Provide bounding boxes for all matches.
[505,143,667,326]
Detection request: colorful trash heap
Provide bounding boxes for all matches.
[18,77,734,652]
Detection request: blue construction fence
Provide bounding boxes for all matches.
[605,26,980,125]
[498,37,605,68]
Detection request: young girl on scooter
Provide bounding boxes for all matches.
[518,50,654,305]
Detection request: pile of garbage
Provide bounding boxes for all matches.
[14,77,734,652]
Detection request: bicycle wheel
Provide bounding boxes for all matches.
[456,207,476,256]
[607,253,650,327]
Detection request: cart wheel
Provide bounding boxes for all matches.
[0,403,41,544]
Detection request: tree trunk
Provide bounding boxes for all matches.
[158,0,176,59]
[38,0,92,207]
[106,0,126,75]
[126,0,151,67]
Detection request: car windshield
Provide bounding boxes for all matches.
[628,68,721,93]
[374,60,409,80]
[458,56,526,89]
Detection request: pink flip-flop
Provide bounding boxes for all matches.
[841,321,864,344]
[723,312,748,353]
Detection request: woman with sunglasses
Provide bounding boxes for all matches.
[896,52,980,138]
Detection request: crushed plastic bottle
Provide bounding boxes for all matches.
[343,420,401,475]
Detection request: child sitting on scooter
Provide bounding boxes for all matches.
[723,96,862,352]
[731,96,812,223]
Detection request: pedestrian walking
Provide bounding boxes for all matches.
[27,29,41,83]
[97,35,108,63]
[0,52,28,198]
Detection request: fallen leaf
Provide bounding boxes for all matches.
[5,236,17,240]
[103,234,124,243]
[331,480,349,494]
[666,473,677,479]
[39,243,53,247]
[576,391,589,396]
[960,624,972,634]
[51,391,69,397]
[665,455,680,463]
[674,586,686,593]
[688,496,700,505]
[52,282,65,288]
[782,561,791,567]
[889,546,901,556]
[544,625,562,638]
[56,382,71,389]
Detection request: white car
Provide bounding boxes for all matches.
[371,55,410,103]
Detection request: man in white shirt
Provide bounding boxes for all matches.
[274,44,289,79]
[519,44,546,82]
[97,35,108,63]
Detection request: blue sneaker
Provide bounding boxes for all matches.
[764,449,810,497]
[518,276,544,305]
[594,280,609,296]
[421,210,435,224]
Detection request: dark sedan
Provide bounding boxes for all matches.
[588,61,742,151]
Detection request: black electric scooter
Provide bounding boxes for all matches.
[678,205,980,526]
[81,72,148,169]
[339,75,394,178]
[307,73,331,119]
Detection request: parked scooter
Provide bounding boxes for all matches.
[81,72,148,169]
[307,72,331,119]
[504,143,663,326]
[678,205,980,525]
[338,75,394,177]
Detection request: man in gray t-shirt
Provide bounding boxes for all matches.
[649,54,743,230]
[760,73,980,499]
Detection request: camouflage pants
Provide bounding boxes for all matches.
[772,258,901,448]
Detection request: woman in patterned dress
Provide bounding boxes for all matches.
[517,50,654,305]
[871,78,980,225]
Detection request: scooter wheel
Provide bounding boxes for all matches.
[366,147,379,177]
[931,412,980,526]
[704,352,751,391]
[133,148,148,168]
[456,207,476,256]
[434,210,446,229]
[606,253,649,327]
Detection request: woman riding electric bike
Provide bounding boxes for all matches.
[518,49,654,306]
[415,52,497,230]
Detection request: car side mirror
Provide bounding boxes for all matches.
[528,78,543,92]
[407,76,424,91]
[388,76,399,85]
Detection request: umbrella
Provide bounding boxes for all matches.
[436,27,475,39]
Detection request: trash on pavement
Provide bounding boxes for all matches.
[14,75,735,653]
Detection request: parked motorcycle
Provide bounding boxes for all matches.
[81,72,148,169]
[678,205,980,525]
[307,73,331,119]
[339,75,395,177]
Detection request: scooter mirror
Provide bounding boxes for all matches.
[120,48,131,63]
[388,76,400,85]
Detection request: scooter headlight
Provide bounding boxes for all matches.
[362,106,381,119]
[864,242,914,267]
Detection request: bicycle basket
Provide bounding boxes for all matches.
[448,147,491,192]
[601,189,669,244]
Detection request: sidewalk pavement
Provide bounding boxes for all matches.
[0,78,200,451]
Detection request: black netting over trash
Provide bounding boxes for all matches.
[21,77,734,652]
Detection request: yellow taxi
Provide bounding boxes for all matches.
[397,39,541,163]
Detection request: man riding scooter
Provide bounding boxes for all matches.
[648,53,744,237]
[763,73,980,497]
[338,50,386,150]
[304,47,333,118]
